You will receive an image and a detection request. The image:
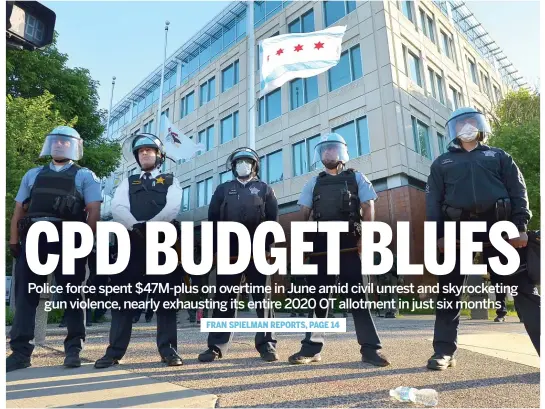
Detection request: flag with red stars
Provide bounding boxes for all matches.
[259,25,347,95]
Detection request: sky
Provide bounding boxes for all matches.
[43,1,540,112]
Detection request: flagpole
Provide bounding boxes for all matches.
[156,20,170,136]
[247,2,256,151]
[106,76,116,138]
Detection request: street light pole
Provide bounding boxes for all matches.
[156,20,170,136]
[106,76,116,138]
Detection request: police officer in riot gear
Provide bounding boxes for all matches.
[426,107,540,370]
[95,133,184,368]
[7,126,102,372]
[198,147,279,363]
[288,133,390,367]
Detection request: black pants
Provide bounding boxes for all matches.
[495,290,508,319]
[207,261,276,356]
[104,308,177,359]
[433,246,540,356]
[9,230,86,358]
[103,232,180,359]
[298,251,382,356]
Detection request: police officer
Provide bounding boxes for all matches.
[426,107,540,370]
[288,133,390,367]
[7,126,102,372]
[94,133,183,368]
[198,147,279,362]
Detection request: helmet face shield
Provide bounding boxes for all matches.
[312,140,349,170]
[40,134,83,161]
[447,111,491,141]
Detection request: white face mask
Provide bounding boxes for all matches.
[457,123,479,142]
[236,161,253,177]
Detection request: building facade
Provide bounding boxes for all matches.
[103,0,525,264]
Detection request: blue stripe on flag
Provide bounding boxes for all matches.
[263,60,340,84]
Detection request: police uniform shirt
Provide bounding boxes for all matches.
[111,168,182,229]
[15,161,102,220]
[298,171,378,209]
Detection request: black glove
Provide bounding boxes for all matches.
[10,243,21,259]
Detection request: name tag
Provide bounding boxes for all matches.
[132,180,141,185]
[228,189,238,195]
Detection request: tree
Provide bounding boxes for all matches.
[6,36,121,177]
[488,89,540,229]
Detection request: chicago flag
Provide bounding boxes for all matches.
[260,25,347,95]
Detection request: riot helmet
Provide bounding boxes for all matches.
[311,133,349,171]
[446,107,491,144]
[131,133,166,169]
[39,126,83,162]
[226,147,260,178]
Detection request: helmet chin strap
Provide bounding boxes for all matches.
[53,158,70,164]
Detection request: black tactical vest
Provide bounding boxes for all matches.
[128,173,173,221]
[311,169,361,251]
[312,169,361,225]
[27,164,84,220]
[219,179,267,230]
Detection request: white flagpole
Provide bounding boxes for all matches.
[247,2,256,151]
[156,20,170,136]
[106,76,116,138]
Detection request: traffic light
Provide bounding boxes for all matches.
[6,1,56,50]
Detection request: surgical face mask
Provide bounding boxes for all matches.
[457,123,479,142]
[236,161,253,177]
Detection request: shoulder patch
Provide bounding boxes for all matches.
[482,150,497,157]
[81,168,101,183]
[441,159,454,165]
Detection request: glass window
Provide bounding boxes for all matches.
[289,10,315,33]
[182,186,191,212]
[449,86,461,110]
[220,171,233,184]
[197,178,213,207]
[401,1,413,21]
[427,16,435,43]
[324,1,354,27]
[428,69,437,99]
[160,109,169,133]
[357,117,370,156]
[254,2,266,26]
[293,140,306,177]
[436,74,445,105]
[408,51,422,87]
[302,10,315,32]
[264,150,283,184]
[441,31,451,59]
[290,78,304,110]
[224,25,236,48]
[198,129,206,155]
[221,60,239,92]
[494,85,502,103]
[329,49,350,91]
[259,156,267,182]
[211,34,222,58]
[200,83,208,106]
[209,77,216,100]
[207,126,215,151]
[329,45,362,91]
[132,103,138,119]
[258,88,282,125]
[222,64,234,92]
[350,46,363,80]
[186,92,194,114]
[469,59,478,84]
[420,10,427,36]
[236,15,247,39]
[437,132,447,155]
[221,111,238,144]
[411,117,432,160]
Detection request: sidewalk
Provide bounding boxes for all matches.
[6,314,539,408]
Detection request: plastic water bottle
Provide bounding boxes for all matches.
[389,387,438,407]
